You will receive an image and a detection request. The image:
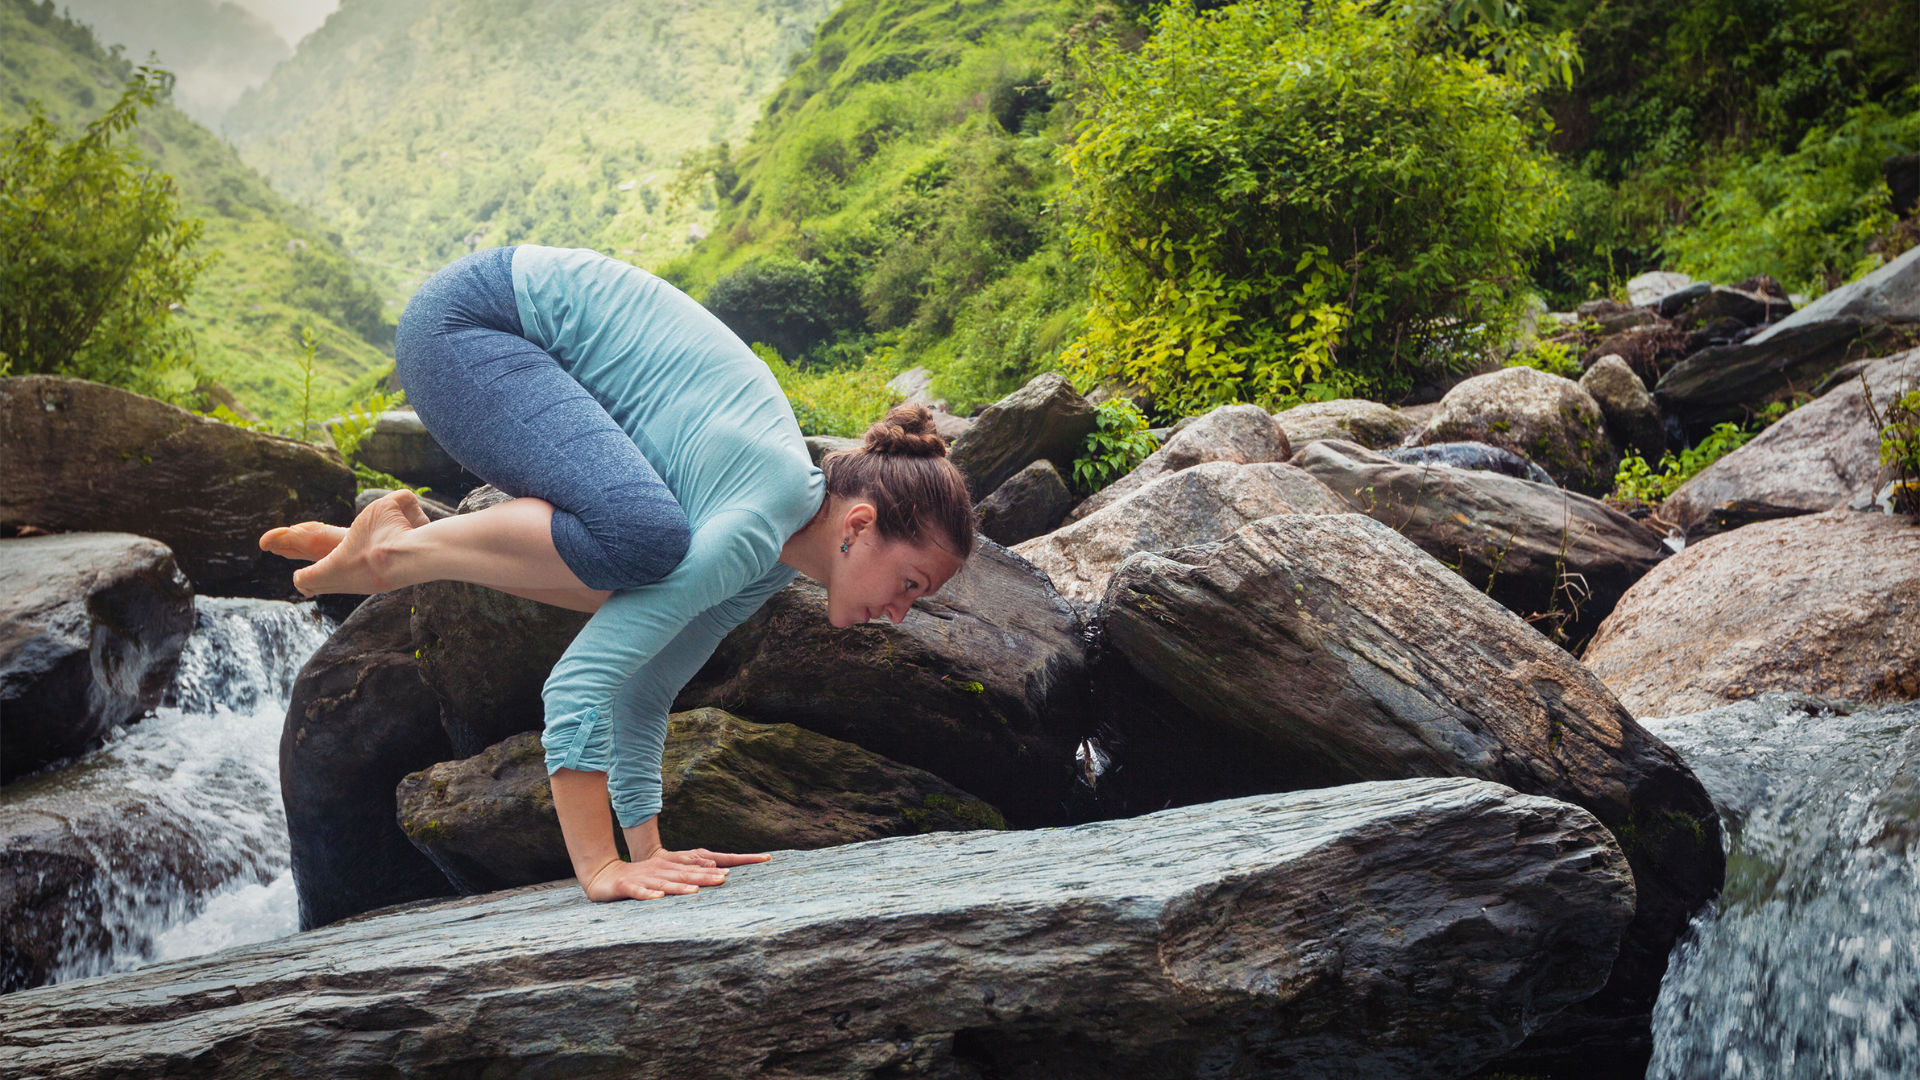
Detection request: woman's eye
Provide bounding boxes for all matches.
[905,580,919,592]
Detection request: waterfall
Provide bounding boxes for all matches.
[25,597,333,984]
[1645,693,1920,1079]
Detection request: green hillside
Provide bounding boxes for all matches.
[665,0,1083,411]
[225,0,837,278]
[57,0,290,127]
[2,0,397,426]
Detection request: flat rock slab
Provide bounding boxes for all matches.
[0,779,1634,1080]
[1585,510,1920,717]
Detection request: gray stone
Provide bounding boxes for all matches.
[1585,510,1920,717]
[1014,461,1344,608]
[1650,281,1712,318]
[1591,307,1666,335]
[885,366,942,409]
[1581,354,1665,461]
[1627,271,1694,308]
[1272,397,1420,451]
[1069,403,1287,520]
[973,459,1073,546]
[0,534,194,783]
[1100,513,1723,1065]
[396,711,1005,894]
[1380,441,1557,486]
[333,409,477,497]
[1663,349,1920,536]
[1417,366,1618,495]
[1293,441,1667,645]
[804,435,863,466]
[1,376,357,599]
[1672,286,1791,330]
[0,779,1635,1080]
[676,541,1084,827]
[1656,247,1920,428]
[947,373,1096,499]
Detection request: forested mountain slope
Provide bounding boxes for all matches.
[57,0,291,126]
[2,0,396,425]
[225,0,837,275]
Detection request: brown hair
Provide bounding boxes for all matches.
[821,403,975,560]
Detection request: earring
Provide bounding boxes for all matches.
[840,537,852,553]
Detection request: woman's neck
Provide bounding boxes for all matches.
[779,500,839,584]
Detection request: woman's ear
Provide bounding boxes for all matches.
[840,501,879,543]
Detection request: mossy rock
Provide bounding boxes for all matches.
[1416,366,1618,496]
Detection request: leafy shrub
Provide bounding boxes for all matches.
[1862,372,1920,516]
[0,67,211,397]
[1612,421,1755,503]
[1071,398,1159,495]
[1059,0,1569,415]
[704,256,862,361]
[1504,340,1582,379]
[752,342,900,437]
[1661,104,1920,295]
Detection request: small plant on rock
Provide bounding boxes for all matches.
[1862,372,1920,515]
[1072,399,1158,495]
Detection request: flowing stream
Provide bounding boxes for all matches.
[26,597,332,983]
[1644,694,1920,1078]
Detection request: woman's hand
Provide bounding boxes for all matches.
[582,847,771,902]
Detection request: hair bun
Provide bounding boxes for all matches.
[863,402,947,458]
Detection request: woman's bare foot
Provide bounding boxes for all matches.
[260,492,432,565]
[288,490,429,596]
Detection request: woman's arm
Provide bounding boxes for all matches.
[551,768,764,900]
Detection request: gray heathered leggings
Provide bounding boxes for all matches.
[393,246,691,591]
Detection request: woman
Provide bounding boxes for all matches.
[260,245,974,904]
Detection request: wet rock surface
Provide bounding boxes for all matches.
[0,780,1634,1080]
[973,459,1074,546]
[677,542,1085,827]
[1664,349,1920,536]
[947,373,1096,499]
[1070,403,1288,520]
[0,534,195,783]
[1013,461,1345,608]
[397,711,1004,894]
[1271,397,1421,450]
[1292,441,1667,644]
[1584,510,1920,717]
[1379,440,1557,485]
[0,376,356,599]
[1416,365,1618,494]
[1100,513,1723,1068]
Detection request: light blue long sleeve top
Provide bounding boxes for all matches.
[512,245,825,827]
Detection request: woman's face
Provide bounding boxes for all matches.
[824,513,965,628]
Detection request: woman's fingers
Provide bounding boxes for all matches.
[692,849,772,867]
[584,850,769,902]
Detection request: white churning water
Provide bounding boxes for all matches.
[37,597,332,983]
[1645,693,1920,1080]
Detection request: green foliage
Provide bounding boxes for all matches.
[752,342,901,437]
[1661,104,1920,295]
[224,0,835,274]
[0,66,211,397]
[1,0,399,425]
[1861,374,1920,516]
[1612,421,1755,502]
[705,255,860,360]
[1504,339,1582,379]
[1071,398,1159,495]
[1059,0,1569,415]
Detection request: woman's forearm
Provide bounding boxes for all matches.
[550,767,622,887]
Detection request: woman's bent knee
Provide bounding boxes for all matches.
[556,491,691,590]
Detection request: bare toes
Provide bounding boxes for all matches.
[391,489,432,529]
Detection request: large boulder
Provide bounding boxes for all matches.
[1014,461,1345,609]
[1,376,357,599]
[1100,513,1723,1070]
[1272,397,1421,451]
[1293,441,1668,645]
[972,459,1074,546]
[1670,284,1792,331]
[1069,402,1287,520]
[333,409,478,498]
[1656,246,1920,429]
[395,711,1005,894]
[1584,510,1920,718]
[0,534,194,783]
[1663,349,1920,537]
[1416,366,1618,495]
[676,541,1084,827]
[0,779,1635,1080]
[1581,353,1665,462]
[947,373,1096,499]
